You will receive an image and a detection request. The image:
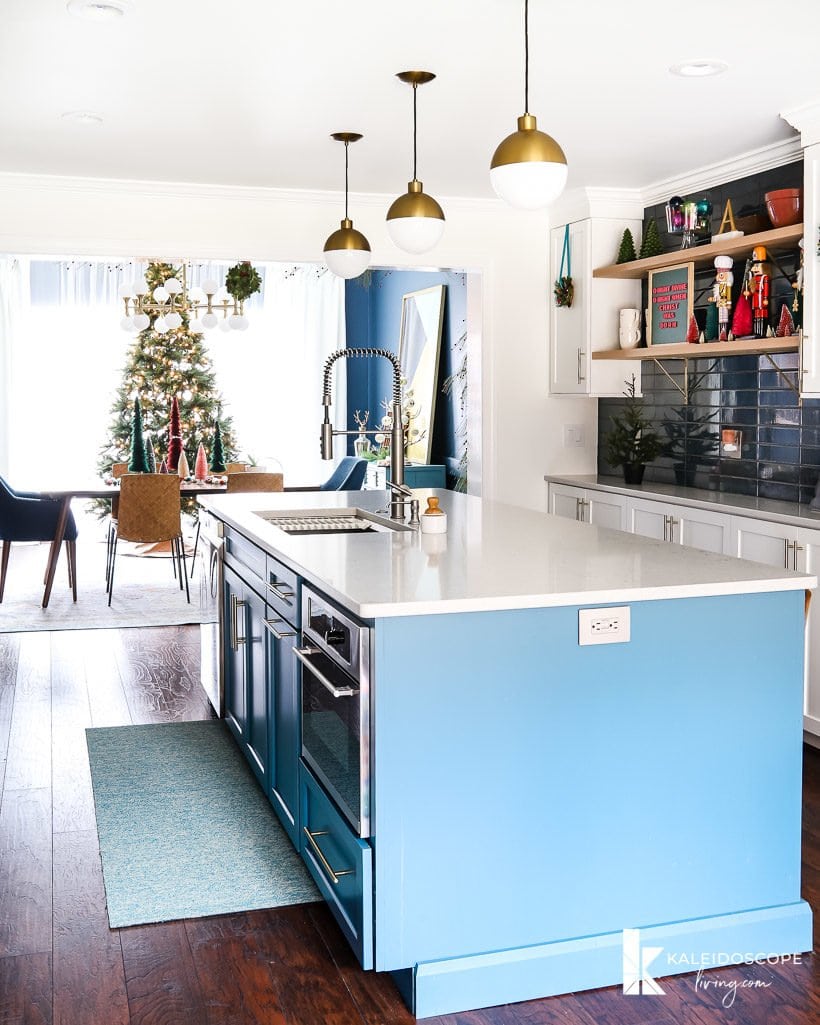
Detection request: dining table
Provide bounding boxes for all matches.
[34,479,227,608]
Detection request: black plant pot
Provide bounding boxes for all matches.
[673,463,697,488]
[622,463,646,486]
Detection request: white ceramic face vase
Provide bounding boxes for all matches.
[619,308,642,349]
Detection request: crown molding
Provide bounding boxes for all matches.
[0,170,509,215]
[781,101,820,148]
[640,137,803,207]
[549,186,644,227]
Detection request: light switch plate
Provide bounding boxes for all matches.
[579,606,631,645]
[563,424,585,448]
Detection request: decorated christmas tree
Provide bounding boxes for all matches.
[616,228,637,264]
[98,261,239,495]
[639,219,662,259]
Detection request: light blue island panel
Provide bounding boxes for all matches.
[373,590,811,1017]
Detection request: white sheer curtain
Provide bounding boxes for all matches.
[0,258,345,487]
[0,257,29,479]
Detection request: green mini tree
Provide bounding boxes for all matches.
[98,261,239,487]
[616,228,637,264]
[603,376,662,482]
[639,219,662,259]
[210,420,227,473]
[128,397,149,473]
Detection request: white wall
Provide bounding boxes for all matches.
[0,172,598,510]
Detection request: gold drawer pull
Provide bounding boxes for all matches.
[303,826,354,885]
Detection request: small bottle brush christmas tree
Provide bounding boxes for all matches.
[128,397,150,473]
[195,443,209,481]
[616,228,637,264]
[731,292,753,338]
[776,303,795,337]
[145,435,157,473]
[167,395,183,472]
[97,260,238,507]
[210,420,227,473]
[686,313,700,344]
[639,219,662,259]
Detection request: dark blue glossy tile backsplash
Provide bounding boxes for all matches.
[597,353,820,505]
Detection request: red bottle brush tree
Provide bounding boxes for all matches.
[776,302,795,337]
[731,292,753,338]
[167,395,183,471]
[195,442,209,481]
[686,313,700,344]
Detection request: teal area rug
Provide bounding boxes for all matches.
[86,721,319,928]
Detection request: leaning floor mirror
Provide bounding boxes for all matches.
[398,284,446,465]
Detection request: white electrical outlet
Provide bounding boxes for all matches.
[578,606,631,645]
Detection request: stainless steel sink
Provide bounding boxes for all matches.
[256,507,412,535]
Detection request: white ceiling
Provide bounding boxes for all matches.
[2,0,819,199]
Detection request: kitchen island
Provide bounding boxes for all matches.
[200,487,814,1017]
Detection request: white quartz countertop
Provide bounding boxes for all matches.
[544,474,820,529]
[199,489,813,619]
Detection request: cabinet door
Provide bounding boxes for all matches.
[801,143,820,396]
[244,585,269,787]
[672,506,731,555]
[585,492,626,531]
[550,220,589,395]
[223,565,247,742]
[732,516,793,569]
[796,527,820,737]
[268,616,301,847]
[627,497,668,541]
[547,483,583,520]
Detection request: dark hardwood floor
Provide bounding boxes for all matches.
[1,625,819,1025]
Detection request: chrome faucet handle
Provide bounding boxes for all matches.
[386,480,412,498]
[409,498,420,526]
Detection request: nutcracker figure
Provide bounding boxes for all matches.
[748,245,770,338]
[712,255,734,341]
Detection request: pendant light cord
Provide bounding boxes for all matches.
[412,83,418,181]
[524,0,529,114]
[344,141,349,220]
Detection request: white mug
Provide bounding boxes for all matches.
[619,308,641,349]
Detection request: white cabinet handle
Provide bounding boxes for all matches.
[577,349,586,383]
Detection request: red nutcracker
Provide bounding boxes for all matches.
[747,245,770,338]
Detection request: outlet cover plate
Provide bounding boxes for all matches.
[579,606,631,645]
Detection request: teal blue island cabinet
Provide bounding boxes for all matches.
[201,488,815,1019]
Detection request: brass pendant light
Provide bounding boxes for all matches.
[490,0,567,209]
[324,132,371,280]
[386,71,445,254]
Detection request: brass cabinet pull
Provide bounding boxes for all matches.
[303,826,354,885]
[264,618,297,640]
[229,594,247,651]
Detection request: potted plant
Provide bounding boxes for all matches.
[603,376,661,485]
[662,378,718,487]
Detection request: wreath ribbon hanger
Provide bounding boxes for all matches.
[554,224,574,308]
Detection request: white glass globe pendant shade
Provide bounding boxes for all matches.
[154,315,169,333]
[229,314,249,331]
[490,159,568,210]
[201,279,219,296]
[214,287,230,304]
[120,315,134,331]
[218,318,232,333]
[164,277,182,295]
[118,282,135,299]
[133,278,148,296]
[324,246,371,280]
[153,285,169,303]
[133,312,150,330]
[386,213,445,254]
[165,311,183,330]
[189,318,205,334]
[201,312,218,329]
[188,285,206,303]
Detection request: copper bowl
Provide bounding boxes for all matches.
[765,188,803,228]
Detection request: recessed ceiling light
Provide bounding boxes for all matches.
[67,0,131,21]
[61,110,104,126]
[669,59,729,78]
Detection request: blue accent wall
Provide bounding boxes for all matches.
[345,269,467,485]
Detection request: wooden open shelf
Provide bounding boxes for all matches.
[592,224,804,280]
[591,337,800,361]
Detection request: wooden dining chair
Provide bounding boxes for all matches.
[225,472,284,493]
[105,461,130,581]
[107,474,189,606]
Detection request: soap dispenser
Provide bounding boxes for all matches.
[420,496,447,534]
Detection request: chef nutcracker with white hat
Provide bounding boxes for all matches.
[713,255,734,341]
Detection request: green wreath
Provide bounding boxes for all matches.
[225,261,262,302]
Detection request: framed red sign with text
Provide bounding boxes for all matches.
[648,262,694,346]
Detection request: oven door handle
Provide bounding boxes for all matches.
[293,646,358,698]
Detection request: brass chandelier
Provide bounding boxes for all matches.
[118,265,250,335]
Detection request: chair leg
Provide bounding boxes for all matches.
[178,535,190,604]
[105,521,113,584]
[190,519,201,578]
[108,534,118,606]
[67,540,77,602]
[0,541,10,603]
